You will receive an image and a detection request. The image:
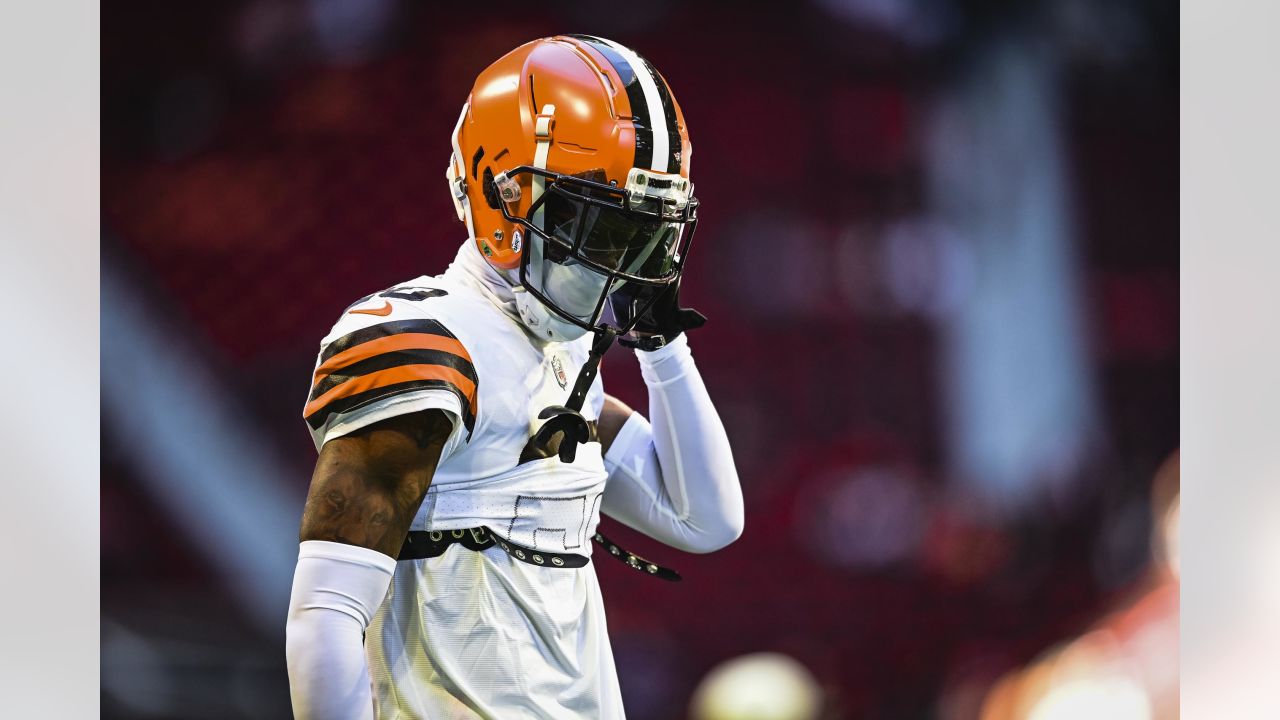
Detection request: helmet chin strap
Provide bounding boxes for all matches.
[567,328,617,411]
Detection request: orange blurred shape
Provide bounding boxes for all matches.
[980,450,1180,720]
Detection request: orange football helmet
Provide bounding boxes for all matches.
[446,34,698,341]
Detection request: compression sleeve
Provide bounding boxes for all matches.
[601,334,744,553]
[285,540,396,720]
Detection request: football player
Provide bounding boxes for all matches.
[285,35,743,719]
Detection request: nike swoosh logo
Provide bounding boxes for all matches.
[349,301,393,316]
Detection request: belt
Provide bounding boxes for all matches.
[398,526,681,581]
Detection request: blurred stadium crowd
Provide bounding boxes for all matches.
[102,0,1177,718]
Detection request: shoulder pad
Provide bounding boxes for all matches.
[305,285,477,437]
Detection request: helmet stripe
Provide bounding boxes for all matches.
[638,56,682,173]
[568,35,677,173]
[599,38,670,172]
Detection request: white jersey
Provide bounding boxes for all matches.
[304,267,623,718]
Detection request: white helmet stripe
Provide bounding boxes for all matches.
[596,37,671,173]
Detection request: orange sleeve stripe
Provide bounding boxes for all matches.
[313,333,472,380]
[303,363,478,419]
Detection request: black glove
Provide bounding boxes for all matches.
[614,278,706,351]
[522,405,592,464]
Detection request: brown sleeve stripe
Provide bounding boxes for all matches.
[308,347,477,403]
[304,364,477,429]
[304,379,476,434]
[319,319,460,364]
[314,333,472,381]
[305,319,478,435]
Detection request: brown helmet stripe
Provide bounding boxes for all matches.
[568,35,677,172]
[638,55,683,173]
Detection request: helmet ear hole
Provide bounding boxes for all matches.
[482,167,502,210]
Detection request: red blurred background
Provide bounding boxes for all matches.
[101,1,1177,718]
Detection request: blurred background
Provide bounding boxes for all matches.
[101,0,1177,718]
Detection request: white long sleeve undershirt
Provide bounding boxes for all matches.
[285,540,395,720]
[601,334,745,553]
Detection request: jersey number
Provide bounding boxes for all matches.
[344,286,448,312]
[508,493,603,552]
[380,286,449,301]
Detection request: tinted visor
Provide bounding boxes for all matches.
[542,185,680,280]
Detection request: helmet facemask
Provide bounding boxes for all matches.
[495,166,698,342]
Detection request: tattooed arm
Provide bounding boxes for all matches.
[287,409,453,720]
[299,409,452,555]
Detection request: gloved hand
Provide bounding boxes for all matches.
[522,405,592,464]
[615,278,706,351]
